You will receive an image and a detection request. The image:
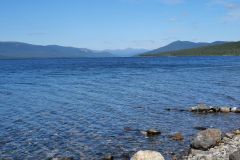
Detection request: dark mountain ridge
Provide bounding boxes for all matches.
[142,41,227,55]
[0,42,113,59]
[140,41,240,57]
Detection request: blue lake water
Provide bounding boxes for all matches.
[0,57,240,160]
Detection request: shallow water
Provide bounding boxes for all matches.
[0,57,240,160]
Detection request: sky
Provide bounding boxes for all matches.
[0,0,240,50]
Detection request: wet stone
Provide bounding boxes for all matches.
[186,130,240,160]
[165,108,187,112]
[143,129,161,137]
[193,126,207,131]
[220,107,231,113]
[191,128,222,150]
[51,157,74,160]
[124,127,133,132]
[172,155,178,160]
[233,130,240,135]
[231,107,237,112]
[234,108,240,113]
[189,104,239,114]
[121,153,130,160]
[170,133,184,141]
[131,150,165,160]
[165,108,172,111]
[225,132,235,139]
[103,154,114,160]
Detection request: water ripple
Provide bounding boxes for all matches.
[0,57,240,160]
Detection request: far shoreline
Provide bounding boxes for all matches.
[0,55,240,61]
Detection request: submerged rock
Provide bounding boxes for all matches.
[170,133,184,141]
[141,129,161,137]
[165,108,187,112]
[131,150,165,160]
[51,157,74,160]
[191,128,222,150]
[172,155,178,160]
[165,108,172,111]
[103,154,114,160]
[121,153,130,160]
[193,126,207,131]
[189,104,239,114]
[124,127,133,132]
[147,129,161,136]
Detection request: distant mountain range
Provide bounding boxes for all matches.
[140,41,240,57]
[103,48,149,57]
[141,41,227,56]
[0,40,238,59]
[0,42,113,59]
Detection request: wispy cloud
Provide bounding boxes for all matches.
[121,0,185,5]
[160,0,184,5]
[209,0,240,22]
[168,17,177,22]
[224,9,240,21]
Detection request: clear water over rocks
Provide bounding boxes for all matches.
[0,57,240,160]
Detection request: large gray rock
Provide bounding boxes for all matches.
[191,129,222,150]
[103,154,114,160]
[186,130,240,160]
[229,150,240,160]
[131,150,165,160]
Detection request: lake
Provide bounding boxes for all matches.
[0,57,240,160]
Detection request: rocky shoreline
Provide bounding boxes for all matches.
[183,129,240,160]
[165,104,240,114]
[129,104,240,160]
[129,129,240,160]
[49,104,240,160]
[190,104,240,114]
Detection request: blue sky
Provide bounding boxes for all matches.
[0,0,240,49]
